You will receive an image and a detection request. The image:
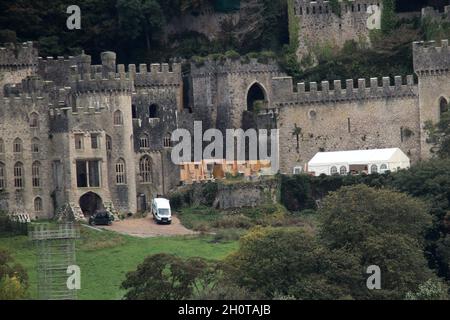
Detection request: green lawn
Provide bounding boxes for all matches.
[0,227,238,300]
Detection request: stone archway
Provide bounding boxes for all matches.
[79,192,104,216]
[246,82,267,112]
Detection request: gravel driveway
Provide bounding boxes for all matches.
[97,215,197,238]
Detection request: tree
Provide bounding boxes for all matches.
[405,279,449,300]
[318,185,442,299]
[121,253,218,300]
[319,185,431,251]
[224,227,362,299]
[0,249,28,300]
[116,0,165,51]
[381,0,396,34]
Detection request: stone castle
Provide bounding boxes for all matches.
[0,1,449,219]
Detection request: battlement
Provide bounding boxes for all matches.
[272,75,417,105]
[37,56,77,86]
[421,6,450,21]
[294,0,376,16]
[3,76,57,97]
[190,57,281,78]
[413,39,450,74]
[123,63,181,87]
[0,41,38,68]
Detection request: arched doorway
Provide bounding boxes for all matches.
[439,97,449,116]
[246,83,267,112]
[79,192,104,216]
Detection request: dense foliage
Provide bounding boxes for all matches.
[123,186,448,300]
[0,249,28,300]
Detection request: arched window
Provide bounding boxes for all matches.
[0,139,4,154]
[34,197,42,213]
[132,104,138,119]
[340,166,347,175]
[247,83,266,112]
[106,135,112,151]
[14,162,24,189]
[440,97,449,116]
[113,110,123,125]
[139,156,152,183]
[380,164,388,173]
[371,164,378,174]
[139,134,149,149]
[32,161,41,187]
[13,138,22,153]
[30,112,39,128]
[0,162,5,190]
[163,132,172,148]
[32,138,40,153]
[115,159,127,185]
[149,104,158,118]
[330,166,338,175]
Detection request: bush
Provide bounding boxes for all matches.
[213,214,254,229]
[225,50,240,60]
[212,228,244,243]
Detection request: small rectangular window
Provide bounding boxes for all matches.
[91,134,100,149]
[75,134,84,150]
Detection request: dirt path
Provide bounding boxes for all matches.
[97,215,197,238]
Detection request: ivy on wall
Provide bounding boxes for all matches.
[287,0,300,52]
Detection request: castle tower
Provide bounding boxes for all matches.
[190,57,284,131]
[0,42,38,96]
[292,0,381,62]
[413,39,450,159]
[49,51,137,216]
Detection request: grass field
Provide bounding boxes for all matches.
[0,227,238,300]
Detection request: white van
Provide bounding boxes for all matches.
[151,198,172,224]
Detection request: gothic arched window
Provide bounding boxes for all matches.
[32,161,41,187]
[164,132,172,148]
[114,110,123,125]
[439,97,449,116]
[30,112,39,128]
[13,138,22,153]
[0,162,5,190]
[32,138,40,153]
[139,156,152,183]
[34,197,43,213]
[139,134,149,149]
[115,159,127,185]
[14,162,24,189]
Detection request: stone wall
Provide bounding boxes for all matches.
[294,0,378,61]
[271,75,421,173]
[215,178,279,209]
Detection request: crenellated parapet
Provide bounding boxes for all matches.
[190,57,282,78]
[272,75,417,106]
[3,76,57,97]
[0,41,38,69]
[413,40,450,75]
[294,0,375,16]
[124,63,181,87]
[421,6,450,22]
[37,56,77,86]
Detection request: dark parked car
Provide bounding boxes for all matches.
[89,210,114,226]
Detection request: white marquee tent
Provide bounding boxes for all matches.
[307,148,410,176]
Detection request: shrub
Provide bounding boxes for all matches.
[212,228,244,243]
[225,50,240,60]
[213,214,254,229]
